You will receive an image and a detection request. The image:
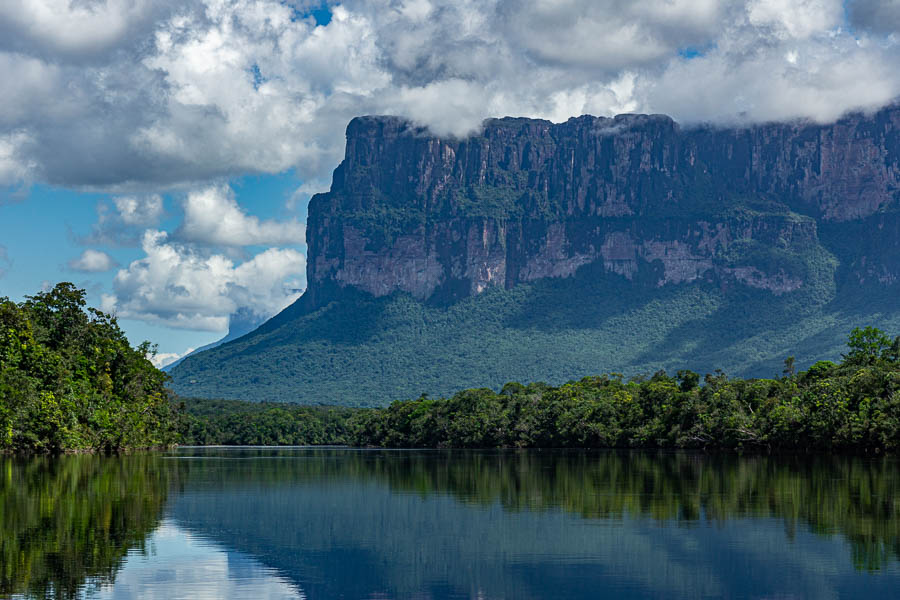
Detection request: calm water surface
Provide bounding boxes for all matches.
[2,448,899,599]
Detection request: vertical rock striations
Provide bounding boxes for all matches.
[306,107,900,307]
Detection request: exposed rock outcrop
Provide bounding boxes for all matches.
[305,106,899,306]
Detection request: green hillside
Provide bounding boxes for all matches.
[169,261,900,407]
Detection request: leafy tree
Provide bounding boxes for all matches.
[676,370,700,392]
[844,326,893,366]
[0,283,180,453]
[783,356,796,377]
[887,336,900,363]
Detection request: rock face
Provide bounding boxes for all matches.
[168,107,900,405]
[305,107,900,307]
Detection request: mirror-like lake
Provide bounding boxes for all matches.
[2,448,899,599]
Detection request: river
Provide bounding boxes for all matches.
[3,448,899,599]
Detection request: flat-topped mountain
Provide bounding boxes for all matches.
[169,107,900,405]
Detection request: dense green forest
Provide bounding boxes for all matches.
[352,327,900,451]
[180,327,900,452]
[180,397,354,445]
[169,263,900,407]
[3,283,898,453]
[0,284,180,453]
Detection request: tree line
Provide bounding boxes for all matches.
[179,397,355,445]
[350,326,900,451]
[3,283,898,453]
[182,326,900,453]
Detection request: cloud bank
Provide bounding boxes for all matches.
[102,230,305,331]
[0,0,897,191]
[85,182,308,331]
[177,185,305,247]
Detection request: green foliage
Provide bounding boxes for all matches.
[844,326,896,366]
[169,260,900,407]
[347,328,900,452]
[719,238,809,279]
[181,326,900,454]
[452,184,528,219]
[345,199,426,247]
[179,397,356,445]
[0,283,180,453]
[0,454,170,599]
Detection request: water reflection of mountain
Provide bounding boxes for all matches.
[166,450,900,600]
[3,450,898,599]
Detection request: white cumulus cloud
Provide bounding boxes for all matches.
[68,249,118,272]
[0,0,897,191]
[0,0,171,58]
[748,0,844,39]
[178,185,305,247]
[0,131,36,186]
[114,194,164,226]
[102,230,305,331]
[149,348,195,369]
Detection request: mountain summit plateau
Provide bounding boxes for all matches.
[170,107,900,405]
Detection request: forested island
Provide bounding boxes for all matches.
[2,284,898,453]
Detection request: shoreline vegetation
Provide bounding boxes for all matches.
[2,284,898,454]
[183,326,900,453]
[1,284,179,453]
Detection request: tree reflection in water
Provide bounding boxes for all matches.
[2,450,898,599]
[0,455,170,599]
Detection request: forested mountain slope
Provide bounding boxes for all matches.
[169,107,900,406]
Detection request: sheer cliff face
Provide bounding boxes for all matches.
[306,108,900,305]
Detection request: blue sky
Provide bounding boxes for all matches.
[1,171,309,363]
[1,0,898,366]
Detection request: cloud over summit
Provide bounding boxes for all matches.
[0,0,898,191]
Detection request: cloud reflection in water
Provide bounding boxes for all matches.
[83,520,304,600]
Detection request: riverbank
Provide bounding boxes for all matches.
[5,286,897,455]
[180,328,900,453]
